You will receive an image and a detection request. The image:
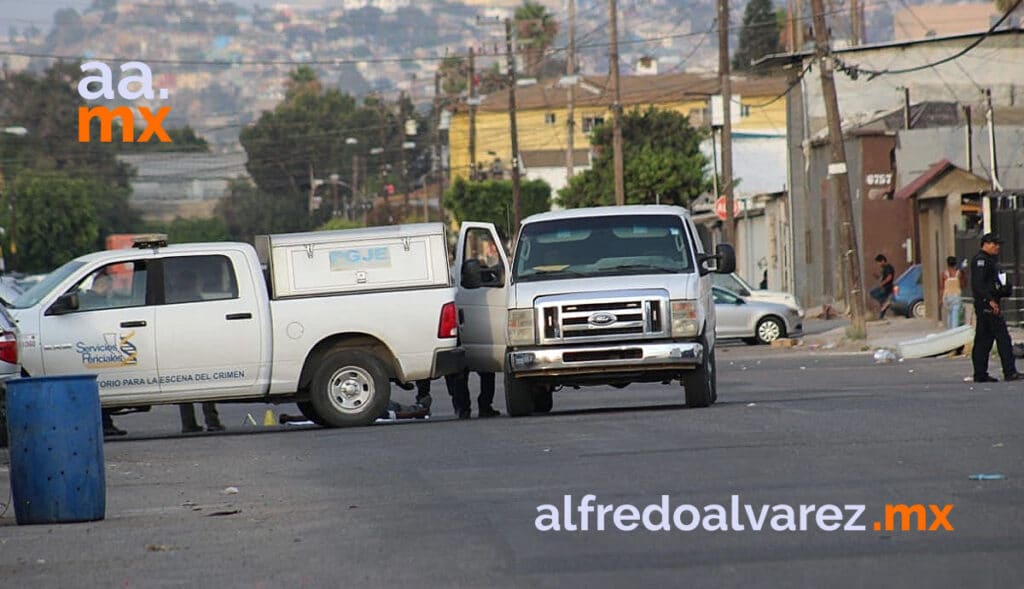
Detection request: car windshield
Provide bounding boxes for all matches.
[10,261,85,309]
[513,215,694,282]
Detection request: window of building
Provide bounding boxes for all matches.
[544,112,557,125]
[582,116,605,133]
[740,104,751,118]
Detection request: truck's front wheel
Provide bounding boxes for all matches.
[504,372,535,417]
[310,349,390,427]
[681,337,716,408]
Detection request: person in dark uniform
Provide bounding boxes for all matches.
[970,232,1021,382]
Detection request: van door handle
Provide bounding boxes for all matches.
[226,312,252,320]
[120,320,147,328]
[458,309,464,324]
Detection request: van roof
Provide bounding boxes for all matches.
[522,205,692,225]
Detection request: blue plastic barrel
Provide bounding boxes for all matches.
[5,375,106,525]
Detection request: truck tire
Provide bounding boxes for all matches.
[682,337,716,408]
[533,387,553,413]
[296,401,328,426]
[504,372,535,417]
[309,349,391,427]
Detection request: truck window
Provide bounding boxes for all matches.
[72,261,148,312]
[512,214,694,282]
[162,255,239,304]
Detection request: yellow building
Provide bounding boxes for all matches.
[448,72,789,183]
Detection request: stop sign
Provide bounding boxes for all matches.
[714,196,741,221]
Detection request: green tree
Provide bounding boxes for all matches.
[215,178,315,243]
[558,107,710,208]
[318,217,365,231]
[732,0,782,73]
[146,217,231,243]
[515,1,559,78]
[439,55,468,97]
[239,68,429,231]
[0,62,141,256]
[2,172,100,273]
[285,65,322,101]
[444,177,551,240]
[120,126,210,153]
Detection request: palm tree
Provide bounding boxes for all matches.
[514,1,559,78]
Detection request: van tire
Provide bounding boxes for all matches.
[310,349,391,427]
[533,387,553,413]
[504,372,535,417]
[296,401,328,426]
[682,337,715,408]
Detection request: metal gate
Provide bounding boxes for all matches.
[960,194,1024,327]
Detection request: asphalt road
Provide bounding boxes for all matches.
[1,346,1022,588]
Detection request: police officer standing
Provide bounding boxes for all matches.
[971,232,1022,382]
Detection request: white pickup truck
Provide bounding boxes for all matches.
[453,205,735,416]
[7,224,463,427]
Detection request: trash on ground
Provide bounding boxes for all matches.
[206,509,241,517]
[746,403,757,407]
[993,443,1004,448]
[968,474,1006,481]
[145,544,174,552]
[873,348,898,363]
[222,486,239,495]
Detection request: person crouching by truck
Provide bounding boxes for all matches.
[941,256,966,329]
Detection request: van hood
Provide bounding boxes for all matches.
[511,273,701,308]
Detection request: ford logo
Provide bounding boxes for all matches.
[588,312,617,326]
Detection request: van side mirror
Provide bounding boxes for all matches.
[46,292,79,316]
[698,243,737,275]
[714,244,736,274]
[461,259,483,289]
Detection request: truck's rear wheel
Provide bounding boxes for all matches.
[504,372,535,417]
[296,401,328,426]
[682,338,716,408]
[533,387,553,413]
[310,349,390,427]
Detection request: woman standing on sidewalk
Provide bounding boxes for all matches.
[942,256,966,329]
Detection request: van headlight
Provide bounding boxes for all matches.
[507,309,536,346]
[671,300,700,337]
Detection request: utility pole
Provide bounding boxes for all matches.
[850,0,862,45]
[985,88,1002,191]
[504,17,523,230]
[468,47,478,180]
[566,0,577,180]
[608,0,625,205]
[963,104,973,174]
[794,0,804,50]
[810,0,866,335]
[718,0,736,243]
[399,90,411,208]
[430,69,442,223]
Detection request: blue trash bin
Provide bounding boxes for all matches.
[5,375,106,525]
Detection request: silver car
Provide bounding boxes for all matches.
[713,286,803,344]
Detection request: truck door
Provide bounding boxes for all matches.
[38,261,159,404]
[152,253,261,399]
[454,222,509,372]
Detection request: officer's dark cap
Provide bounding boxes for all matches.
[981,232,1004,244]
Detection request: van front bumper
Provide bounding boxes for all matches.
[507,341,703,377]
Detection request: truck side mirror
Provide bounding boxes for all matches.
[461,259,483,289]
[45,292,80,316]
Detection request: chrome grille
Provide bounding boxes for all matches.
[536,290,669,344]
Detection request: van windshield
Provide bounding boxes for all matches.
[513,215,694,282]
[10,261,85,309]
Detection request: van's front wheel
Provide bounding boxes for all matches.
[310,349,390,427]
[681,337,716,408]
[504,372,535,417]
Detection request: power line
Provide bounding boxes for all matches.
[834,0,1024,79]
